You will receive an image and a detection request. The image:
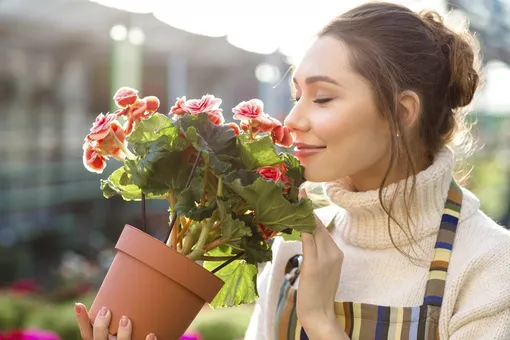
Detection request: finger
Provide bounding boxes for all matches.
[298,188,308,200]
[301,228,317,259]
[115,315,132,340]
[299,189,317,258]
[146,334,157,340]
[93,307,112,340]
[75,303,93,340]
[312,212,330,243]
[312,212,342,257]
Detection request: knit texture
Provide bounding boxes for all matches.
[245,147,510,339]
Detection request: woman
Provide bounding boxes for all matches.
[75,2,510,339]
[245,3,510,340]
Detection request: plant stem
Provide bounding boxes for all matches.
[141,193,147,233]
[198,255,238,261]
[210,221,221,233]
[171,217,180,249]
[212,251,245,274]
[163,151,202,246]
[112,132,135,160]
[203,238,226,252]
[186,222,211,260]
[200,166,209,207]
[177,217,192,240]
[165,191,176,247]
[248,121,254,141]
[177,216,186,244]
[217,177,223,197]
[182,233,194,255]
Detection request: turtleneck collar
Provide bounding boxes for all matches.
[323,147,480,249]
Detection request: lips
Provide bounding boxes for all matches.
[293,142,326,160]
[294,142,326,150]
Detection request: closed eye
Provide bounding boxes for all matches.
[291,97,334,104]
[313,98,333,104]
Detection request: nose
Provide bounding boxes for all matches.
[284,102,310,132]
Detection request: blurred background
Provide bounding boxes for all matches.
[0,0,509,339]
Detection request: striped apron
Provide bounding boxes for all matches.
[275,180,463,340]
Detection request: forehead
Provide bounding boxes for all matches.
[293,36,353,81]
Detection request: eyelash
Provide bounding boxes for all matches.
[292,97,334,105]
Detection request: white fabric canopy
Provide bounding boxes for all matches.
[88,0,510,114]
[89,0,448,57]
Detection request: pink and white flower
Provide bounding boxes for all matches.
[271,125,294,148]
[170,96,188,115]
[183,94,223,116]
[227,122,241,135]
[86,113,118,141]
[83,143,107,174]
[170,95,225,125]
[144,96,160,114]
[113,87,139,108]
[232,99,264,121]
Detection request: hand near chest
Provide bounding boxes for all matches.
[296,192,349,340]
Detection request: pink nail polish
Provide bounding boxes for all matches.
[120,315,129,327]
[99,307,108,316]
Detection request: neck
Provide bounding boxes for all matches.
[348,147,431,192]
[323,147,476,249]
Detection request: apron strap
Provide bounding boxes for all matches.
[423,180,463,306]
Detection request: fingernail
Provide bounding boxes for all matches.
[74,303,82,314]
[99,306,108,317]
[120,315,129,327]
[148,334,156,340]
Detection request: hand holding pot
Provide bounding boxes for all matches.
[74,303,157,340]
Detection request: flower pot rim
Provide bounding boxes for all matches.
[115,224,224,303]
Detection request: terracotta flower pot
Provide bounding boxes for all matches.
[88,225,224,340]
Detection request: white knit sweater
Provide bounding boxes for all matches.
[245,148,510,339]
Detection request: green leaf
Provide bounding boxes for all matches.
[281,153,306,202]
[280,229,302,242]
[224,170,315,233]
[177,113,238,175]
[132,131,189,160]
[204,256,259,309]
[216,200,252,242]
[125,138,192,195]
[128,113,175,144]
[174,176,217,221]
[238,222,272,264]
[238,135,282,171]
[100,167,164,200]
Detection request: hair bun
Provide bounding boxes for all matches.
[420,10,480,109]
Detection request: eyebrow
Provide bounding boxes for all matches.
[292,75,340,86]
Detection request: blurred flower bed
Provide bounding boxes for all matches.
[0,282,253,340]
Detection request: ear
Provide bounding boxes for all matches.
[398,90,421,129]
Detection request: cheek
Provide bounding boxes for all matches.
[311,101,384,144]
[304,102,390,181]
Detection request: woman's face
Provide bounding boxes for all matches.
[285,36,393,188]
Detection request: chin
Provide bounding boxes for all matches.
[303,166,336,183]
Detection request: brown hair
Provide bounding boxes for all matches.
[318,2,481,258]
